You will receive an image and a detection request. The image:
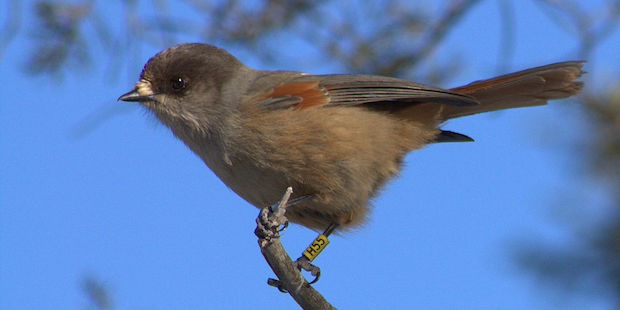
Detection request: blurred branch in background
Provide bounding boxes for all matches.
[13,0,620,79]
[82,276,113,310]
[20,0,480,82]
[535,0,620,59]
[516,84,620,307]
[0,0,22,59]
[25,1,93,76]
[496,0,515,73]
[512,1,620,306]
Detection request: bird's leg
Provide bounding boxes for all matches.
[295,222,339,284]
[256,190,316,293]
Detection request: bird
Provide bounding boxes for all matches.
[119,43,584,235]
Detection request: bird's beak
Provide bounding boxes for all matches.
[118,88,157,102]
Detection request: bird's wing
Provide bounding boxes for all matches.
[252,72,480,110]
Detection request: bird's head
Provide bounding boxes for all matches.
[119,43,245,134]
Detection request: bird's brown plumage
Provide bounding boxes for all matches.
[119,43,584,231]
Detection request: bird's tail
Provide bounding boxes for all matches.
[393,61,584,143]
[443,61,585,120]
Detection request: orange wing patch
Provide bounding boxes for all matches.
[259,81,330,110]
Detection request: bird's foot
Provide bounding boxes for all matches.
[254,205,288,242]
[296,256,321,284]
[267,278,289,293]
[254,188,294,242]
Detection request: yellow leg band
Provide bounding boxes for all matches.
[302,234,330,261]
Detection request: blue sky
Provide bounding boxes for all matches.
[2,1,619,309]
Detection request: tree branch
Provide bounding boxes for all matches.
[254,187,337,310]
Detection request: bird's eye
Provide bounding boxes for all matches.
[171,77,186,91]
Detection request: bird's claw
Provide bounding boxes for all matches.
[266,257,321,293]
[278,220,288,232]
[254,206,288,241]
[267,278,289,293]
[296,256,321,284]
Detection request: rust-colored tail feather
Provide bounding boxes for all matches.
[443,61,585,119]
[395,61,584,129]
